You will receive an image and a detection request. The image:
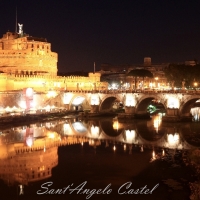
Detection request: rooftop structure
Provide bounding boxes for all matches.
[0,24,57,75]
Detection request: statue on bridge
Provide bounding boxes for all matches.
[171,81,175,90]
[182,80,185,90]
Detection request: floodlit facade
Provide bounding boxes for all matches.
[0,25,105,92]
[0,25,108,113]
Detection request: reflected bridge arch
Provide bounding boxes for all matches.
[99,118,124,137]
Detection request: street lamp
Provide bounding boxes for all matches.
[155,77,158,89]
[194,82,198,90]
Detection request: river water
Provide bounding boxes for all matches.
[0,114,199,200]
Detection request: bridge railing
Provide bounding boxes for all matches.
[63,89,200,95]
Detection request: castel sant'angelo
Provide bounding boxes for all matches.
[0,24,106,112]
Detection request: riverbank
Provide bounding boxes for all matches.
[0,110,79,129]
[184,149,200,199]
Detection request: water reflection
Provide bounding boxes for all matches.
[0,138,58,186]
[0,115,199,188]
[191,107,200,121]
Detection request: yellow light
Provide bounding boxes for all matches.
[47,90,57,98]
[152,150,156,160]
[113,145,116,151]
[47,132,56,139]
[113,121,119,131]
[162,149,165,156]
[153,115,162,132]
[91,125,99,138]
[26,88,33,97]
[140,145,144,152]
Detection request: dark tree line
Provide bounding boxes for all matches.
[164,64,200,88]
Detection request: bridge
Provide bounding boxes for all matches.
[48,89,200,122]
[0,89,199,122]
[0,117,195,186]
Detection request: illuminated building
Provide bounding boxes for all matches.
[0,136,58,185]
[100,57,169,90]
[0,24,105,92]
[0,123,88,186]
[0,24,107,112]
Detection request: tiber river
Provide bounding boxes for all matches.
[0,110,200,200]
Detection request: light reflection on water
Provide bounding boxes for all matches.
[0,115,199,196]
[191,107,200,121]
[0,114,200,151]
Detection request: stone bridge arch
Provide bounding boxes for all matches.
[99,94,123,112]
[179,95,200,116]
[69,94,90,111]
[135,94,167,114]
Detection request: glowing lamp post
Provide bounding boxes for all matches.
[194,82,198,90]
[155,77,158,89]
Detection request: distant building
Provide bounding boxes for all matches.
[99,57,169,90]
[185,61,196,66]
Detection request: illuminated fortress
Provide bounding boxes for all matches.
[0,24,107,113]
[0,24,104,92]
[0,28,57,76]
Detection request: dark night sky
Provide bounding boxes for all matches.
[1,0,200,72]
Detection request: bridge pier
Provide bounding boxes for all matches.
[118,106,135,120]
[125,106,135,114]
[90,105,99,113]
[162,108,180,122]
[64,104,69,110]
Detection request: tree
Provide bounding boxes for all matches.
[126,69,153,90]
[164,64,200,88]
